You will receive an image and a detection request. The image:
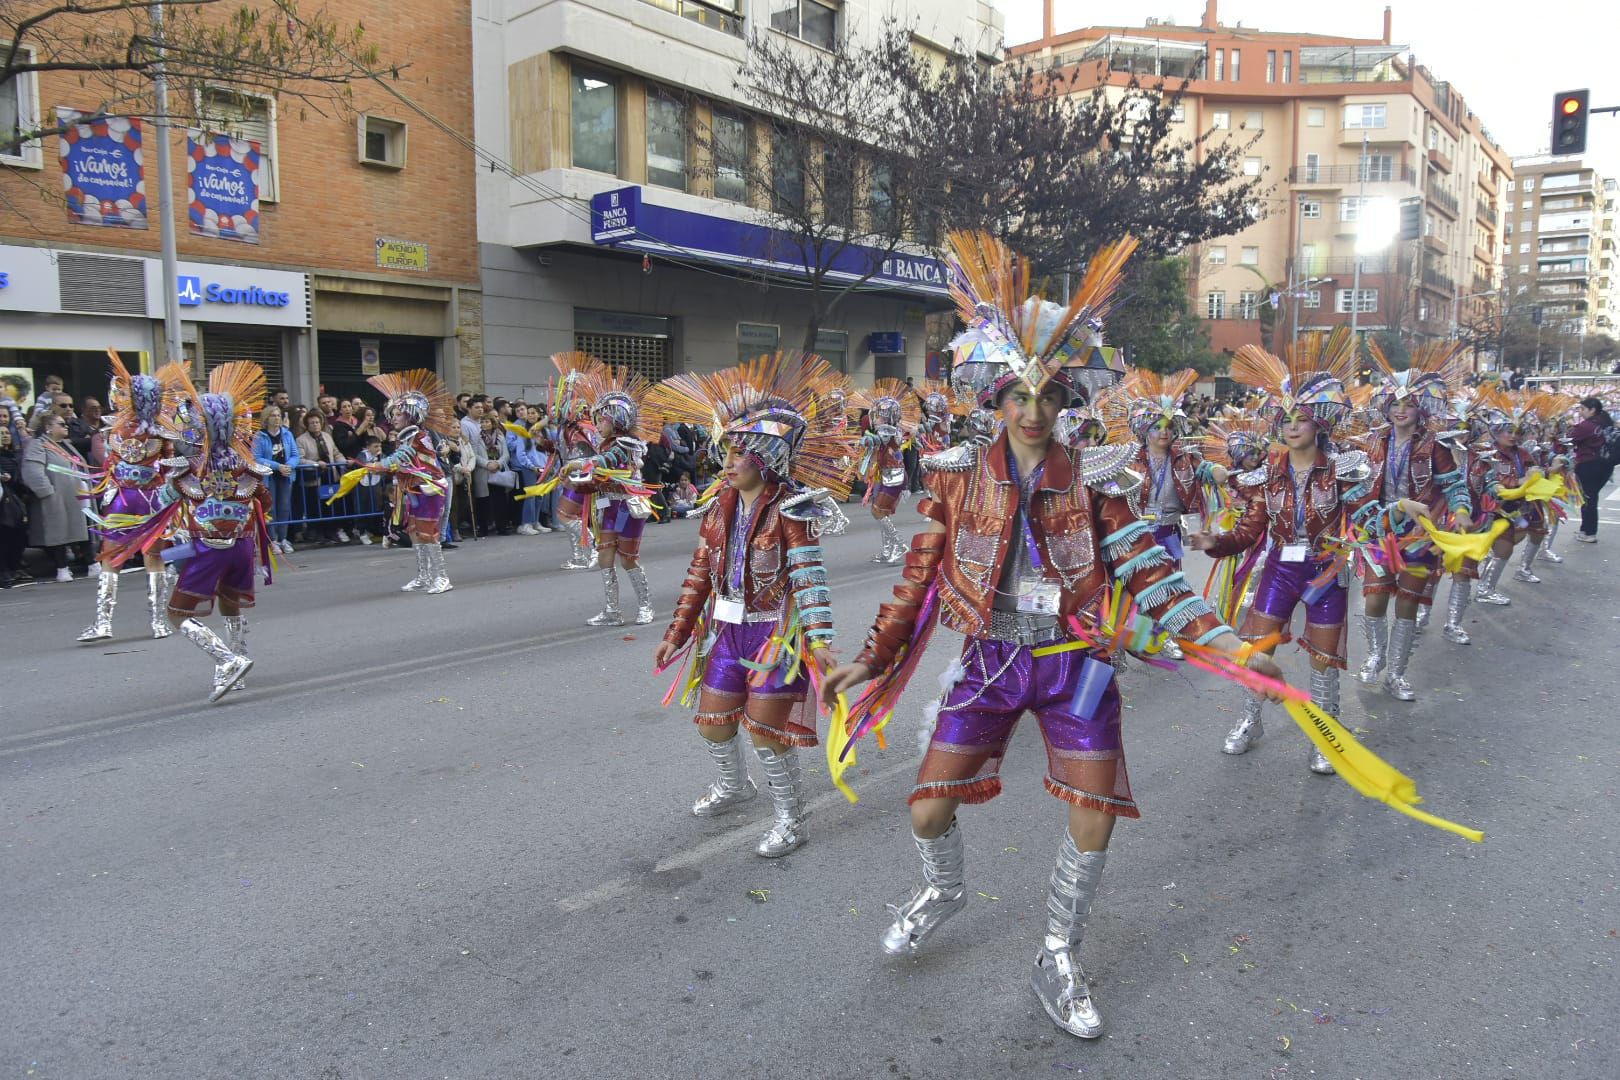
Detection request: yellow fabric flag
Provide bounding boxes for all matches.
[1418,517,1509,574]
[826,694,858,804]
[1495,475,1564,503]
[324,467,372,506]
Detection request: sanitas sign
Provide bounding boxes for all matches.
[0,272,9,289]
[177,275,291,308]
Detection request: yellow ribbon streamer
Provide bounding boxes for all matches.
[826,694,858,804]
[1284,700,1484,842]
[324,466,372,506]
[1417,516,1509,574]
[1495,475,1564,503]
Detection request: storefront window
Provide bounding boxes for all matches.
[713,112,747,202]
[814,329,848,372]
[737,322,779,363]
[771,136,805,215]
[572,67,618,175]
[646,93,686,190]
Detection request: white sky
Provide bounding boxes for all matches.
[990,0,1620,181]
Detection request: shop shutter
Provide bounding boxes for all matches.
[57,252,147,315]
[203,327,284,394]
[573,331,673,383]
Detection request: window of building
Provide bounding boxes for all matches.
[1340,196,1364,222]
[1419,297,1429,321]
[570,67,618,175]
[1206,245,1227,267]
[1206,291,1226,319]
[199,87,279,200]
[822,148,853,227]
[645,92,687,190]
[1519,264,1529,275]
[1521,200,1532,210]
[737,322,780,363]
[1301,199,1321,218]
[1359,153,1393,182]
[1265,51,1276,83]
[1523,178,1535,192]
[1244,110,1263,131]
[1212,110,1230,130]
[1283,50,1293,83]
[1336,288,1378,314]
[1243,156,1262,177]
[1426,126,1437,150]
[1343,103,1387,129]
[1241,246,1259,265]
[771,135,805,214]
[1505,223,1513,235]
[1170,104,1185,122]
[712,111,747,202]
[771,0,839,51]
[1214,49,1224,81]
[0,43,41,168]
[1519,241,1530,253]
[1306,106,1325,128]
[358,115,407,168]
[1506,180,1515,192]
[1303,289,1321,309]
[868,161,894,233]
[1230,49,1241,81]
[1239,290,1260,317]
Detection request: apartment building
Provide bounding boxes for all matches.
[1506,158,1616,347]
[0,1,480,404]
[473,0,1001,398]
[1011,1,1511,361]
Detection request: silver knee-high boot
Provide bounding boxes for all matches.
[222,614,248,691]
[627,564,654,624]
[1355,612,1388,685]
[691,734,757,816]
[77,568,119,642]
[1308,667,1339,775]
[1384,617,1419,701]
[1442,577,1472,644]
[562,528,594,570]
[178,617,252,703]
[424,542,452,594]
[402,544,431,591]
[881,820,967,955]
[1223,695,1264,754]
[1474,555,1511,605]
[586,567,623,626]
[753,745,808,857]
[148,570,173,638]
[885,518,908,564]
[1541,519,1564,563]
[872,517,897,563]
[1032,834,1108,1039]
[1514,539,1542,583]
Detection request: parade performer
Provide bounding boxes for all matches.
[1198,416,1271,627]
[566,367,657,626]
[649,352,855,857]
[540,354,607,571]
[821,232,1281,1040]
[857,379,920,564]
[1184,329,1372,774]
[358,369,457,595]
[914,380,956,454]
[1350,342,1472,701]
[1434,393,1495,644]
[1534,411,1575,564]
[77,351,189,642]
[1473,390,1568,606]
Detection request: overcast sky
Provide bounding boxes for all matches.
[990,0,1620,181]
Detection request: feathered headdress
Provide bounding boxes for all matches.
[550,352,613,426]
[1367,340,1469,418]
[198,360,266,468]
[1200,415,1271,468]
[915,378,957,421]
[1229,327,1359,433]
[945,230,1138,407]
[1474,386,1571,434]
[591,365,651,439]
[1120,367,1200,439]
[104,348,189,440]
[867,377,923,433]
[369,368,457,438]
[642,352,858,499]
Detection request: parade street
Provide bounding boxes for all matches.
[1,507,1615,1080]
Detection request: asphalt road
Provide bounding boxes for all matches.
[4,499,1618,1080]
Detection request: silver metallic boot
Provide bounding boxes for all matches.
[883,518,907,564]
[627,564,654,625]
[1442,577,1472,644]
[424,542,453,594]
[586,567,624,626]
[222,614,248,691]
[1308,667,1339,775]
[147,570,173,639]
[401,545,431,592]
[1031,834,1107,1039]
[561,529,594,570]
[753,745,808,857]
[881,820,967,955]
[1514,540,1542,584]
[1223,695,1264,754]
[1541,520,1563,563]
[77,569,119,642]
[1384,617,1419,702]
[1414,602,1430,635]
[871,518,894,563]
[1474,555,1511,605]
[691,734,757,816]
[1355,612,1388,685]
[178,617,252,703]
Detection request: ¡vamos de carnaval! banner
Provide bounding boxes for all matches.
[56,109,147,229]
[187,130,262,244]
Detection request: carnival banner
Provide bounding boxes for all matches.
[56,109,147,229]
[186,130,262,244]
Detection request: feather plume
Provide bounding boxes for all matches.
[868,377,924,434]
[367,368,457,438]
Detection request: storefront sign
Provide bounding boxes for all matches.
[878,255,944,288]
[868,332,905,354]
[57,110,147,229]
[144,259,308,328]
[591,186,641,243]
[187,130,262,244]
[176,275,292,309]
[360,338,381,375]
[0,246,64,313]
[0,273,8,289]
[376,238,429,271]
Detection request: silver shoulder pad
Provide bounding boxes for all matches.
[1331,449,1371,482]
[1235,463,1271,487]
[922,444,978,472]
[779,487,850,536]
[1080,443,1143,496]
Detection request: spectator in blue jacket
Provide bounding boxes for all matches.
[509,404,555,534]
[252,405,301,553]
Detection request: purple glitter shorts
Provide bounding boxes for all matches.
[1250,549,1347,627]
[595,496,646,540]
[702,619,808,701]
[172,541,256,612]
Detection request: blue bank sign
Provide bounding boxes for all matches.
[587,185,948,298]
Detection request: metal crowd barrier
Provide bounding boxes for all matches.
[281,462,389,528]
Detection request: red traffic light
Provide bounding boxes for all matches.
[1561,96,1583,115]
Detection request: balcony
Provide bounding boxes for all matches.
[1297,44,1407,84]
[1475,199,1497,228]
[637,0,744,36]
[1477,171,1499,198]
[1288,163,1416,187]
[1427,183,1460,218]
[1428,147,1454,174]
[1422,231,1449,255]
[1475,244,1495,267]
[1421,267,1455,294]
[1292,254,1395,277]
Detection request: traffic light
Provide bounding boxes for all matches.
[1553,89,1589,155]
[1397,198,1421,241]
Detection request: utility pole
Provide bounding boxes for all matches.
[150,2,184,365]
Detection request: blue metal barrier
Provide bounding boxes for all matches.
[280,463,390,528]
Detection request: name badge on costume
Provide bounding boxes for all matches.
[713,597,746,624]
[1016,579,1062,615]
[1180,513,1204,534]
[595,495,613,509]
[1280,543,1310,563]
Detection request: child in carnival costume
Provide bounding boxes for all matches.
[536,354,608,571]
[913,380,956,455]
[567,366,658,626]
[1472,389,1571,606]
[1197,415,1273,627]
[858,378,921,564]
[363,369,458,595]
[823,232,1281,1040]
[650,352,856,857]
[1348,341,1474,700]
[77,350,190,643]
[1184,329,1374,774]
